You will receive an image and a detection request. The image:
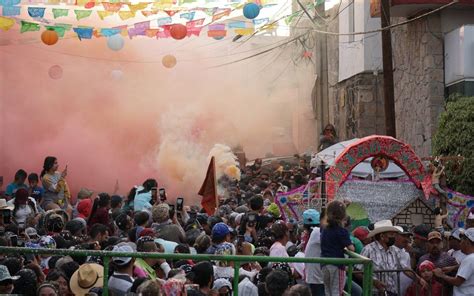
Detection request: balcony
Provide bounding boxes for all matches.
[370,0,474,17]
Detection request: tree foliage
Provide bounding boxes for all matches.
[433,95,474,194]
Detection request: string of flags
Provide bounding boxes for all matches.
[0,0,316,44]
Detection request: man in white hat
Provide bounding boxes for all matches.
[434,228,474,296]
[356,220,401,295]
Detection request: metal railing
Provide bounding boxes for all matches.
[0,247,373,296]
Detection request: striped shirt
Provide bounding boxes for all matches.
[358,241,401,294]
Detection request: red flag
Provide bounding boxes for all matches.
[198,157,217,215]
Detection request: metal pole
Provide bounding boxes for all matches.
[233,261,240,296]
[347,264,353,294]
[103,256,110,296]
[380,0,396,137]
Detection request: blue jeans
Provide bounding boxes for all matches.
[345,281,362,296]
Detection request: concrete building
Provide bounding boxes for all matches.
[320,0,474,156]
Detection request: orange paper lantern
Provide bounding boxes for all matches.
[41,29,58,46]
[162,55,177,69]
[170,24,187,40]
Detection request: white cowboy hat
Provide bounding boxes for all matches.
[368,220,401,238]
[0,199,13,211]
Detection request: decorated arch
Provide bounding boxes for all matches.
[326,135,432,200]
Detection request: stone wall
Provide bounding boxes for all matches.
[332,73,386,140]
[392,14,445,157]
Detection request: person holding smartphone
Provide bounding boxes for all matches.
[40,156,72,217]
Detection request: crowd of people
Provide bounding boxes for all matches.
[0,154,473,296]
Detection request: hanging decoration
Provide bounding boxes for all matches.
[84,1,95,9]
[107,34,124,51]
[0,16,15,31]
[27,7,46,18]
[7,0,310,42]
[243,3,260,19]
[170,23,187,40]
[20,21,40,33]
[52,8,69,19]
[48,65,63,80]
[162,54,177,68]
[2,6,21,16]
[73,27,93,40]
[74,10,93,20]
[41,29,59,45]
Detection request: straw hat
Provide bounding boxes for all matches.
[70,263,103,296]
[0,199,13,211]
[368,220,400,238]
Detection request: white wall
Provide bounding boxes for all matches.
[444,25,474,85]
[338,0,382,82]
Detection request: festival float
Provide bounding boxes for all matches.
[275,135,473,229]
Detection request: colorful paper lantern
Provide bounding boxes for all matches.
[162,55,177,68]
[243,3,260,20]
[107,35,124,51]
[170,24,187,40]
[41,29,58,46]
[48,65,63,80]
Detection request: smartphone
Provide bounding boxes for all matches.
[159,188,166,201]
[10,235,18,247]
[237,235,245,246]
[176,197,184,211]
[169,204,175,218]
[2,210,11,224]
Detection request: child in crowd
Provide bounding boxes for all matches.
[28,173,44,205]
[406,260,442,296]
[434,207,448,234]
[321,200,354,296]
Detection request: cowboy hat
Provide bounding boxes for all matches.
[368,220,400,238]
[0,199,13,211]
[70,263,103,296]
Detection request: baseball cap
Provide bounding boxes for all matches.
[25,227,39,239]
[450,228,464,241]
[0,265,19,282]
[212,222,230,239]
[395,226,413,236]
[112,243,136,265]
[77,188,93,200]
[303,209,320,226]
[461,228,474,243]
[427,231,442,242]
[418,260,435,272]
[352,226,370,241]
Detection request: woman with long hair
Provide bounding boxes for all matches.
[87,193,112,233]
[8,188,39,229]
[40,156,72,217]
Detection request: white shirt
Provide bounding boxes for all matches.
[270,241,289,258]
[454,253,474,296]
[452,250,467,264]
[394,246,413,296]
[238,277,258,296]
[213,266,257,281]
[304,227,323,284]
[108,272,134,294]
